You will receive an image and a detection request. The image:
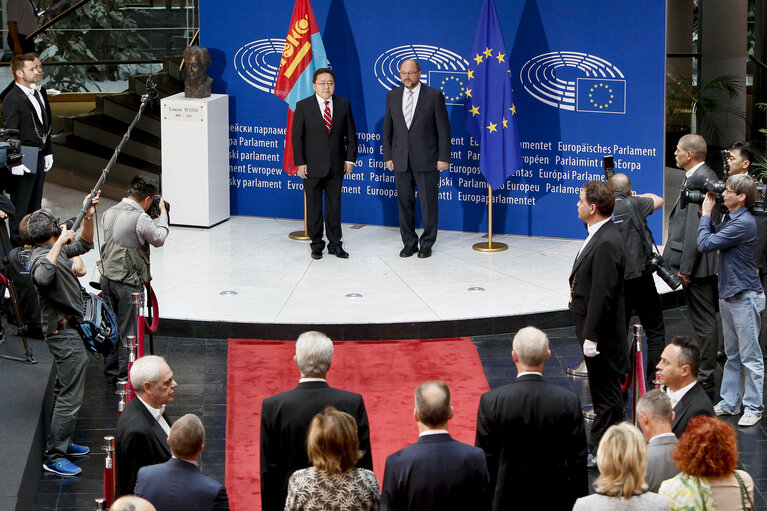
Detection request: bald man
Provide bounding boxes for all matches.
[110,495,156,511]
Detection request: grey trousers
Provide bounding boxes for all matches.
[44,328,89,464]
[102,278,140,382]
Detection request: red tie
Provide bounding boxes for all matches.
[323,100,331,133]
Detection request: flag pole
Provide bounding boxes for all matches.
[289,190,310,240]
[473,184,507,252]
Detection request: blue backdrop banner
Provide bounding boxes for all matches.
[201,0,666,240]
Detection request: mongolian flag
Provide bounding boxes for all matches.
[274,0,328,175]
[464,0,522,189]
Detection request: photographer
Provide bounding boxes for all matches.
[28,192,100,476]
[101,176,168,385]
[697,174,764,427]
[609,173,667,387]
[662,134,719,390]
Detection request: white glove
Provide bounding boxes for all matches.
[11,164,30,175]
[583,339,600,358]
[44,154,53,172]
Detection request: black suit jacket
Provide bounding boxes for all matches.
[569,220,630,374]
[115,397,173,497]
[259,381,373,511]
[671,382,715,437]
[382,84,450,172]
[663,163,719,278]
[476,374,588,511]
[1,83,52,155]
[292,94,357,178]
[135,457,230,511]
[381,432,490,511]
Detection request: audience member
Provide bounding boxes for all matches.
[381,381,490,511]
[660,416,755,510]
[636,390,680,492]
[110,495,156,511]
[573,423,670,510]
[656,336,714,437]
[116,355,178,496]
[284,407,379,511]
[260,331,373,511]
[475,326,588,510]
[135,413,229,510]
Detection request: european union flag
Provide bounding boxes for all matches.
[464,0,522,190]
[576,78,627,114]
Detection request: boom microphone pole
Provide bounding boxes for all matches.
[71,76,159,232]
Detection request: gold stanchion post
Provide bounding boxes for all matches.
[289,189,311,240]
[473,185,508,252]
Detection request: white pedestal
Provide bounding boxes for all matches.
[160,93,230,227]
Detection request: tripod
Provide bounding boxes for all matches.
[0,217,36,364]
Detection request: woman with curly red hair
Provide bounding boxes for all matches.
[659,416,754,510]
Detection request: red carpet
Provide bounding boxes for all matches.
[225,337,489,511]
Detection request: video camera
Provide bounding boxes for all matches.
[0,128,23,168]
[679,175,727,211]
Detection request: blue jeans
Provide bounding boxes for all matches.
[719,290,765,415]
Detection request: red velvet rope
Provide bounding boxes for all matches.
[142,285,160,334]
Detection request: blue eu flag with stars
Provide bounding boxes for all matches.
[464,0,522,190]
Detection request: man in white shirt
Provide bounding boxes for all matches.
[115,355,178,496]
[636,389,680,492]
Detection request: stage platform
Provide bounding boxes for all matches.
[42,182,682,340]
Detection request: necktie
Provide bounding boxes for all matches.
[323,100,331,133]
[404,90,414,129]
[33,90,47,128]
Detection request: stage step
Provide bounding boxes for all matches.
[99,93,162,138]
[71,114,161,166]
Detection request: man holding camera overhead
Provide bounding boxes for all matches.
[100,176,168,385]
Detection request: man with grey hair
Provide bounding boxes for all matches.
[116,355,178,496]
[136,413,229,510]
[110,495,156,511]
[636,390,679,492]
[259,331,372,511]
[476,326,587,510]
[381,381,490,510]
[698,173,765,426]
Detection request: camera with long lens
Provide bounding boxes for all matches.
[648,253,681,290]
[603,155,615,179]
[679,177,726,210]
[0,132,23,169]
[751,181,767,216]
[146,195,169,220]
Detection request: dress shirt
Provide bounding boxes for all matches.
[685,162,705,181]
[121,198,169,248]
[517,371,543,377]
[666,380,697,408]
[649,432,677,443]
[698,206,762,299]
[172,455,199,467]
[401,82,421,116]
[298,377,327,383]
[577,217,610,259]
[137,395,171,436]
[15,81,44,125]
[418,429,448,437]
[312,94,354,166]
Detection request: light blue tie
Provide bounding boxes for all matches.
[404,90,414,129]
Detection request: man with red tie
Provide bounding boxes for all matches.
[292,68,357,260]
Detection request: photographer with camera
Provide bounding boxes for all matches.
[697,174,765,427]
[662,134,719,391]
[100,176,168,385]
[608,173,668,388]
[28,191,100,476]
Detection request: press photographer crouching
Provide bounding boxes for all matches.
[101,176,169,385]
[697,174,765,427]
[608,173,670,388]
[28,191,100,476]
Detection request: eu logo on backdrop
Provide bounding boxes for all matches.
[576,78,626,114]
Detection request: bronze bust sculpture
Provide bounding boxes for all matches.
[184,46,213,99]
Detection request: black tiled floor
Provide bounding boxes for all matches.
[34,310,767,510]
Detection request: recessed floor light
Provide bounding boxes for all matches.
[467,287,485,292]
[345,293,363,298]
[219,290,238,295]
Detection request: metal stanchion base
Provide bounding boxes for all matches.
[472,241,508,252]
[566,360,588,377]
[582,404,595,422]
[289,231,310,241]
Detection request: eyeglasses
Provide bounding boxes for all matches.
[400,71,420,76]
[315,81,334,87]
[723,189,736,194]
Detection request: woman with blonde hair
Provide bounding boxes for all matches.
[659,416,754,510]
[573,422,670,510]
[285,407,379,510]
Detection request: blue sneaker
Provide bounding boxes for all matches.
[66,441,90,457]
[43,458,82,476]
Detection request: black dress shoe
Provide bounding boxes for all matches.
[417,247,432,258]
[311,249,323,260]
[400,246,418,257]
[328,246,349,259]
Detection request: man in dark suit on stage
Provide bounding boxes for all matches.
[382,59,450,259]
[381,381,490,511]
[135,413,229,511]
[569,180,628,467]
[259,331,373,511]
[662,134,719,389]
[476,326,588,510]
[656,335,714,437]
[292,67,357,260]
[2,53,53,247]
[116,355,178,497]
